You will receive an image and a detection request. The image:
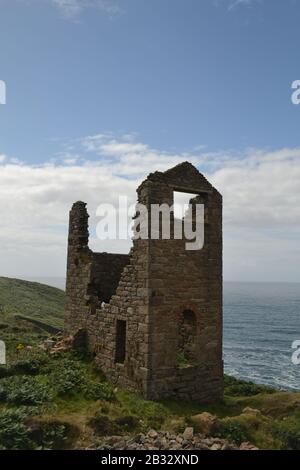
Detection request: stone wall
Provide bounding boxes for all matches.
[65,201,93,334]
[89,252,130,305]
[64,162,223,402]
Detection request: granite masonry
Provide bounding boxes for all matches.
[64,162,223,402]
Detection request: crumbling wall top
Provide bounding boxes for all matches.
[137,161,220,196]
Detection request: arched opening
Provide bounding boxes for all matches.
[177,309,197,368]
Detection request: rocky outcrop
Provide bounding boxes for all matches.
[42,328,87,354]
[190,412,220,435]
[97,428,259,451]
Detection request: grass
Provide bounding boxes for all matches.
[1,336,299,450]
[0,277,65,329]
[0,277,300,450]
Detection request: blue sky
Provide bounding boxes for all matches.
[2,0,300,160]
[0,0,300,282]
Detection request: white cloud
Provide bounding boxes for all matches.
[0,154,7,163]
[0,135,299,281]
[229,0,255,8]
[50,0,121,19]
[217,0,261,11]
[60,153,80,165]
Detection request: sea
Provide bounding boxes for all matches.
[223,282,300,391]
[28,278,300,391]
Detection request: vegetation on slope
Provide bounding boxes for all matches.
[0,277,65,329]
[0,277,299,450]
[0,317,299,450]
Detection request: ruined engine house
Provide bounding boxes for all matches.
[64,162,223,402]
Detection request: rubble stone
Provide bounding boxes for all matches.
[97,430,257,451]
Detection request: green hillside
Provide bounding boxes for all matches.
[0,277,65,329]
[0,278,299,450]
[0,344,300,450]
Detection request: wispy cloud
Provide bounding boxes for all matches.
[217,0,261,11]
[52,0,121,18]
[20,0,121,20]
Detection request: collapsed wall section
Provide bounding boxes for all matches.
[86,239,151,394]
[88,252,130,305]
[64,201,152,395]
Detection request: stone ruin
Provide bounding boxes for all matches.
[64,162,223,402]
